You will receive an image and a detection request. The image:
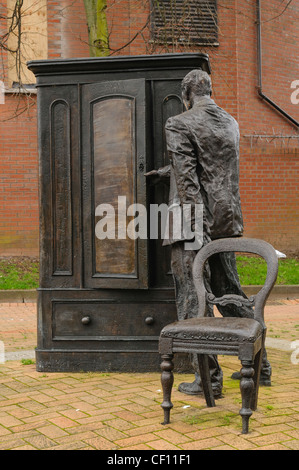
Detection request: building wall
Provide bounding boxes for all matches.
[107,0,299,254]
[235,0,299,253]
[0,0,298,257]
[0,0,90,256]
[0,94,39,256]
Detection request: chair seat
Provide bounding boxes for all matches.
[160,317,264,344]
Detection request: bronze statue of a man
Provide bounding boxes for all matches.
[148,69,271,396]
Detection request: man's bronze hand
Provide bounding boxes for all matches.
[144,169,160,186]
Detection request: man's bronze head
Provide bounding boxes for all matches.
[181,69,212,108]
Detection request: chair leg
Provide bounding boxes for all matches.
[251,348,263,411]
[239,359,254,434]
[160,354,174,425]
[197,354,216,407]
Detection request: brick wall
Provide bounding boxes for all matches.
[0,94,38,256]
[0,0,298,257]
[47,0,89,59]
[0,0,90,256]
[235,0,299,254]
[240,147,299,255]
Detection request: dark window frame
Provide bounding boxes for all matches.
[151,0,219,46]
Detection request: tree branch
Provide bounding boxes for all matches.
[261,0,294,23]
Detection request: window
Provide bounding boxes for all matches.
[151,0,218,46]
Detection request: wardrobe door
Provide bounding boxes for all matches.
[81,79,148,289]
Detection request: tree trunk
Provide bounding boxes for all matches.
[83,0,109,57]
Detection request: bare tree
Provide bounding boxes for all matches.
[0,0,23,83]
[0,0,296,90]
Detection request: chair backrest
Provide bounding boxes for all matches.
[192,238,279,326]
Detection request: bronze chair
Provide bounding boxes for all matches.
[159,238,278,434]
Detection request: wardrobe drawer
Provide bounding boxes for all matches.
[52,301,176,340]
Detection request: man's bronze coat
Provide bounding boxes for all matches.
[164,95,243,246]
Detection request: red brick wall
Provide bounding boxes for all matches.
[234,0,299,254]
[259,0,298,123]
[240,147,299,255]
[0,0,90,256]
[0,0,298,257]
[0,2,39,255]
[47,0,89,59]
[0,94,39,256]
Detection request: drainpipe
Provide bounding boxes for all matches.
[256,0,299,128]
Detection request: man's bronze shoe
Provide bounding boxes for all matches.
[178,380,222,398]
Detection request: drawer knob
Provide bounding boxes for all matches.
[145,316,154,325]
[81,316,91,325]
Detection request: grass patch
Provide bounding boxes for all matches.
[184,411,237,427]
[0,257,39,290]
[21,358,35,365]
[236,256,299,286]
[0,255,297,289]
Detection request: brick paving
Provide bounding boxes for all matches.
[0,300,298,451]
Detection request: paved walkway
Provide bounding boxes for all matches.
[0,300,298,451]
